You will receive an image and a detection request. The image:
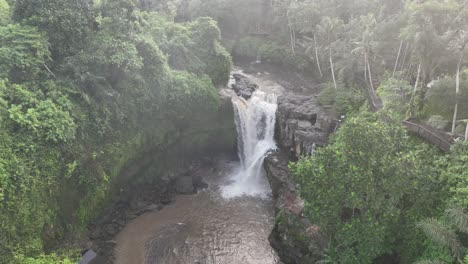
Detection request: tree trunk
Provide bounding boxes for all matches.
[314,34,323,77]
[452,104,459,134]
[364,54,368,81]
[330,48,337,90]
[452,47,465,133]
[287,10,296,55]
[400,42,410,71]
[406,58,414,80]
[393,40,403,77]
[407,63,421,119]
[366,53,374,91]
[465,122,468,141]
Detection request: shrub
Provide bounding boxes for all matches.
[13,253,75,264]
[377,77,412,120]
[0,0,9,25]
[318,83,336,108]
[426,115,449,130]
[425,77,468,120]
[291,112,446,263]
[0,24,49,81]
[2,82,76,143]
[233,36,265,58]
[318,82,365,113]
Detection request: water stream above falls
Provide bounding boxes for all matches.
[114,69,283,264]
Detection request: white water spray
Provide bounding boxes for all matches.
[222,90,278,198]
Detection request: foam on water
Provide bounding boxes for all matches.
[222,90,278,198]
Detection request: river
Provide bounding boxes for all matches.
[113,68,284,264]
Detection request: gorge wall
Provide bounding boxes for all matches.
[73,95,237,263]
[265,92,334,264]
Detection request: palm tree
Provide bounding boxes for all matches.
[292,1,323,77]
[450,31,468,134]
[351,14,377,91]
[417,207,468,263]
[299,35,323,77]
[316,16,343,90]
[393,40,404,77]
[401,0,459,117]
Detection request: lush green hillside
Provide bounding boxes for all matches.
[0,0,232,262]
[1,0,468,263]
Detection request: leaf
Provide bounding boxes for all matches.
[417,218,463,258]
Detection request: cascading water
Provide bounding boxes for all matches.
[222,90,278,198]
[115,70,283,264]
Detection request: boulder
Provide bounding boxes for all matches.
[231,73,258,99]
[276,93,335,158]
[174,176,194,194]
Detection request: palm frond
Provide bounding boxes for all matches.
[417,218,463,258]
[446,207,468,233]
[414,260,447,264]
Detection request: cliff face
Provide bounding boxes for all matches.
[264,151,328,264]
[265,93,332,264]
[276,94,335,159]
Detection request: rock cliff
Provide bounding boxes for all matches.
[276,93,335,158]
[264,91,333,263]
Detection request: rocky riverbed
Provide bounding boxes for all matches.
[83,65,335,264]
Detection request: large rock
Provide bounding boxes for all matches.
[264,151,327,264]
[231,73,258,99]
[276,94,335,158]
[262,93,335,263]
[174,176,195,194]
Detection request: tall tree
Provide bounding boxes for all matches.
[451,31,467,133]
[293,1,323,77]
[317,16,343,89]
[352,14,377,91]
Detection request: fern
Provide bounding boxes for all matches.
[414,260,447,264]
[446,207,468,234]
[417,218,463,258]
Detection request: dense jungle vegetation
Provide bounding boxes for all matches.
[0,0,231,262]
[1,0,468,263]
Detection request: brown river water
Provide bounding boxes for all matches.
[113,155,280,264]
[114,69,284,264]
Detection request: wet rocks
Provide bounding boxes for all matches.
[85,191,165,263]
[262,92,335,263]
[276,94,335,158]
[174,176,194,194]
[231,73,258,99]
[264,151,327,264]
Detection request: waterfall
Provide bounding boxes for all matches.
[255,50,262,64]
[222,90,278,198]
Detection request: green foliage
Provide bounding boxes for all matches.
[415,143,468,263]
[0,24,49,81]
[418,218,462,258]
[164,16,231,87]
[426,115,449,130]
[438,142,468,207]
[377,77,412,120]
[0,1,232,262]
[166,71,219,122]
[291,112,446,263]
[233,36,265,58]
[318,83,336,107]
[13,0,96,60]
[0,0,9,25]
[425,77,468,121]
[2,81,76,142]
[318,82,365,113]
[259,42,310,71]
[13,252,76,264]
